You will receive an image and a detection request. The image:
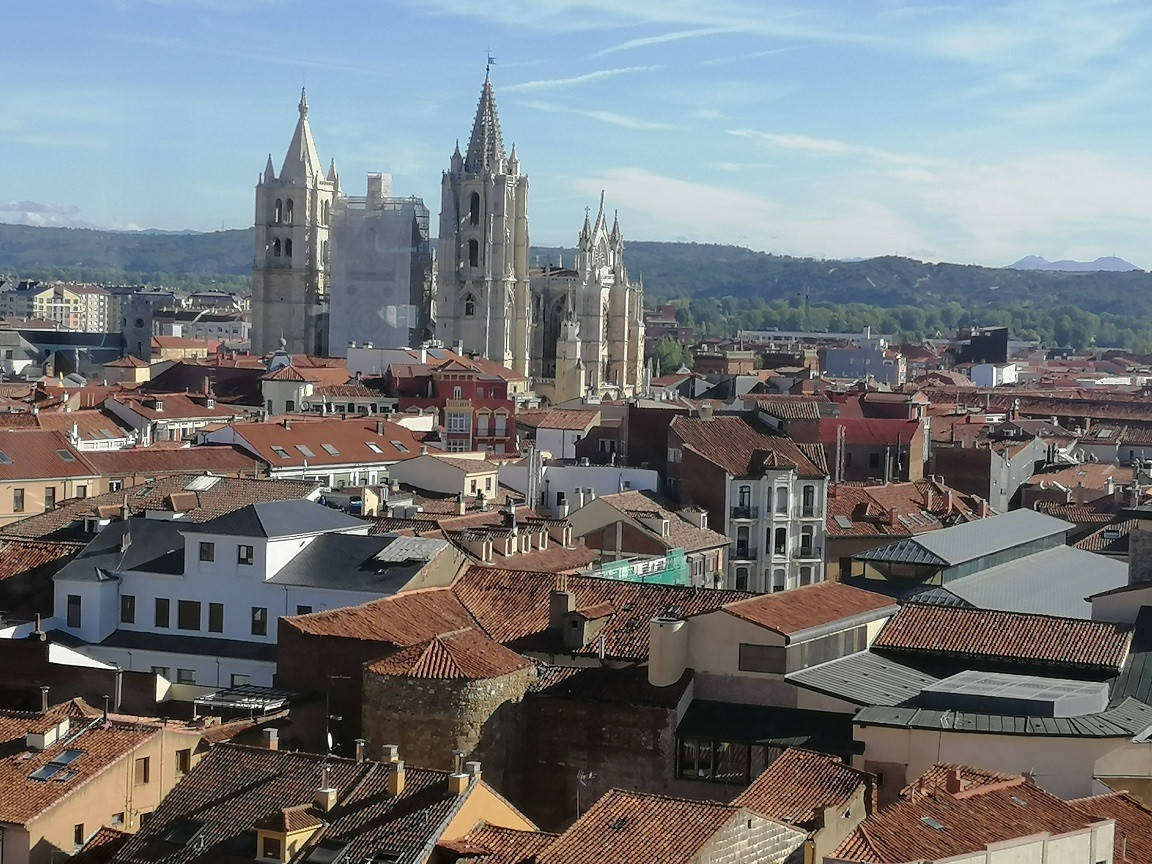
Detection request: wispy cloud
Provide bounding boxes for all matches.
[593,27,739,57]
[698,46,799,67]
[517,100,679,130]
[504,66,660,91]
[728,129,940,167]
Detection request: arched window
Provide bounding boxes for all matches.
[775,487,789,514]
[284,238,293,258]
[322,240,329,264]
[285,199,294,224]
[464,293,476,317]
[322,200,330,224]
[469,191,480,225]
[774,527,786,555]
[467,239,479,267]
[274,199,282,224]
[272,238,281,258]
[772,568,786,592]
[802,484,816,516]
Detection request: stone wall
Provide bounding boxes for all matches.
[700,812,806,864]
[360,665,536,793]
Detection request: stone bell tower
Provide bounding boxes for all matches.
[251,89,339,356]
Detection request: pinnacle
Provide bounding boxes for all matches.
[464,72,506,174]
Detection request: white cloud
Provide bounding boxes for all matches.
[504,66,661,91]
[517,100,679,130]
[728,129,940,168]
[593,27,739,57]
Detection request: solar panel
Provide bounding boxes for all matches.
[28,764,63,781]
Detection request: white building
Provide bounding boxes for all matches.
[970,362,1019,387]
[51,499,455,687]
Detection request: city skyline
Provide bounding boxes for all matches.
[4,0,1152,268]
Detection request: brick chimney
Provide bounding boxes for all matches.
[262,728,279,750]
[888,507,900,528]
[944,768,963,794]
[387,761,406,796]
[549,575,575,630]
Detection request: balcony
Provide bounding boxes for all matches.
[732,546,758,561]
[730,505,760,520]
[795,545,822,560]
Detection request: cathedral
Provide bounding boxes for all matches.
[252,73,645,403]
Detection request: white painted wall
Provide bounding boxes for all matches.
[500,463,658,512]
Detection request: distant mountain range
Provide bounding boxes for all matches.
[3,222,1152,319]
[1009,255,1140,272]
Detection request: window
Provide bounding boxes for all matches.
[76,485,87,499]
[111,812,124,826]
[485,476,493,491]
[677,738,753,785]
[208,602,224,633]
[447,412,469,433]
[271,446,292,459]
[110,479,124,493]
[134,756,150,786]
[739,643,787,674]
[285,399,295,412]
[66,594,81,629]
[735,526,750,558]
[177,600,201,631]
[231,673,251,687]
[44,486,56,510]
[494,413,507,436]
[774,487,787,514]
[464,293,476,317]
[284,238,293,258]
[477,413,490,436]
[774,527,787,555]
[274,199,282,224]
[869,452,881,471]
[734,567,749,591]
[251,606,268,636]
[120,594,135,624]
[800,565,814,585]
[285,198,293,224]
[469,478,478,494]
[198,541,214,562]
[800,526,814,557]
[452,386,463,400]
[772,568,786,592]
[176,668,196,685]
[366,442,383,454]
[155,597,170,628]
[467,239,479,267]
[151,666,170,679]
[74,823,85,848]
[175,748,191,775]
[295,444,315,458]
[469,191,480,225]
[12,488,23,513]
[738,485,751,508]
[263,837,283,860]
[238,544,254,565]
[802,485,816,517]
[272,238,281,257]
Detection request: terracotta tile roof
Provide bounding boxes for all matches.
[454,566,754,661]
[104,355,150,368]
[108,392,241,421]
[826,480,983,538]
[537,789,753,864]
[283,588,476,645]
[594,490,730,553]
[515,409,599,431]
[733,747,874,828]
[114,743,490,864]
[1027,462,1135,490]
[0,538,77,581]
[441,824,557,864]
[670,415,826,478]
[0,474,320,541]
[223,415,423,467]
[252,804,324,832]
[1069,792,1152,863]
[755,397,824,420]
[1035,498,1122,525]
[902,763,1019,798]
[833,776,1102,863]
[1075,518,1138,554]
[721,581,896,638]
[261,365,310,382]
[33,409,134,443]
[69,826,131,864]
[0,711,158,826]
[0,429,98,481]
[813,417,922,446]
[873,604,1132,670]
[365,627,534,680]
[83,444,262,477]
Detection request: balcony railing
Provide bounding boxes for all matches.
[795,545,823,560]
[730,505,760,519]
[732,546,759,561]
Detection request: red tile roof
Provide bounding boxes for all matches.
[515,409,599,431]
[825,480,983,538]
[82,444,262,477]
[0,429,98,481]
[670,415,826,478]
[733,747,873,828]
[365,628,534,680]
[222,415,424,467]
[721,581,896,637]
[441,824,558,864]
[1069,792,1152,864]
[813,417,922,446]
[873,604,1132,670]
[834,776,1103,863]
[594,490,730,553]
[0,539,77,581]
[902,763,1020,798]
[283,588,477,646]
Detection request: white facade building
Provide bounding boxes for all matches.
[51,500,452,687]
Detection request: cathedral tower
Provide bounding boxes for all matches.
[434,72,531,372]
[251,90,339,357]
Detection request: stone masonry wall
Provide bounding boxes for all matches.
[700,813,807,864]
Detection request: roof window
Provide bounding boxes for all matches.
[366,442,383,454]
[271,446,291,460]
[295,444,316,458]
[919,816,945,830]
[391,441,409,453]
[321,443,340,456]
[28,748,84,782]
[56,449,76,462]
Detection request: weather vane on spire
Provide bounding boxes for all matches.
[486,52,497,73]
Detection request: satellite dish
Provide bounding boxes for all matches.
[301,400,311,410]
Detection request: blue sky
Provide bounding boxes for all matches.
[4,0,1152,268]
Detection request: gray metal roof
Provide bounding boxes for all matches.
[53,518,185,582]
[855,509,1072,567]
[921,670,1109,718]
[1111,606,1152,706]
[786,651,938,707]
[854,696,1152,738]
[97,628,277,662]
[267,534,447,592]
[943,545,1126,618]
[183,500,367,538]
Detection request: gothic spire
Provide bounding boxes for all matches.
[280,88,323,182]
[610,209,622,243]
[593,190,607,232]
[464,71,506,174]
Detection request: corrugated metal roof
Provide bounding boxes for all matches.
[854,697,1152,738]
[855,509,1072,567]
[786,651,937,706]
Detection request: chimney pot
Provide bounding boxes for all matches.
[464,760,482,782]
[944,768,963,794]
[263,728,279,750]
[381,744,401,763]
[354,738,365,762]
[40,685,49,713]
[283,418,291,430]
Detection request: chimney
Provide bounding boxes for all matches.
[314,767,337,813]
[418,346,428,364]
[923,485,933,510]
[697,403,714,421]
[504,501,518,531]
[549,575,575,630]
[576,487,587,509]
[376,419,384,435]
[1107,476,1116,496]
[40,685,49,713]
[354,738,366,762]
[944,768,963,794]
[977,499,991,518]
[456,493,467,516]
[381,744,401,763]
[453,340,464,355]
[29,613,45,642]
[283,418,291,430]
[387,760,406,796]
[420,444,429,456]
[888,507,900,528]
[945,489,954,514]
[262,728,279,750]
[465,760,482,783]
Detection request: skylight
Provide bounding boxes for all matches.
[321,443,340,456]
[366,442,383,454]
[271,446,292,460]
[56,449,76,462]
[0,450,11,464]
[391,441,409,453]
[28,748,84,782]
[295,444,316,458]
[920,816,945,830]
